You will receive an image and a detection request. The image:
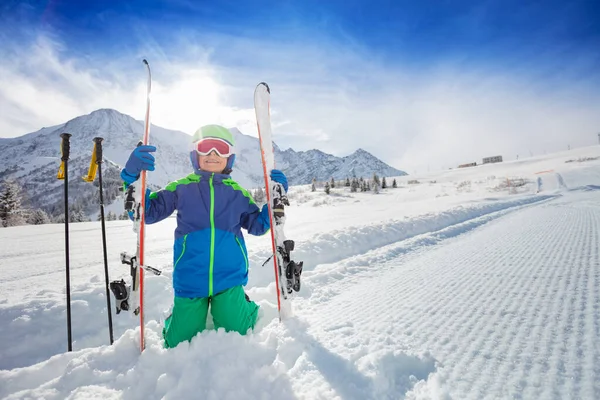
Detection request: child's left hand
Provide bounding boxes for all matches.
[270,169,288,192]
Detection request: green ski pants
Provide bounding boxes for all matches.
[163,285,259,349]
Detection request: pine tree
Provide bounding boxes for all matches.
[70,209,88,223]
[350,178,359,193]
[107,211,117,221]
[27,209,51,225]
[392,179,398,188]
[253,187,266,204]
[345,178,350,187]
[311,178,316,192]
[324,181,331,195]
[372,173,381,187]
[382,177,387,189]
[0,180,26,227]
[330,177,335,189]
[120,211,130,220]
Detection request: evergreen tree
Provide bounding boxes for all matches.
[68,202,89,223]
[27,209,51,225]
[120,211,130,220]
[372,173,381,187]
[392,179,398,188]
[345,178,350,187]
[107,211,117,221]
[70,209,88,223]
[311,178,316,192]
[324,181,331,194]
[253,187,266,204]
[330,177,335,189]
[0,180,26,227]
[382,177,387,189]
[373,179,380,194]
[350,178,359,193]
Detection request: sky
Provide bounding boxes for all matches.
[1,0,599,172]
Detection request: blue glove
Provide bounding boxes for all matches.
[259,203,271,229]
[121,145,156,184]
[270,169,288,192]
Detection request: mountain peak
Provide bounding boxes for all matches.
[85,108,131,120]
[89,108,123,116]
[351,148,373,157]
[83,108,136,124]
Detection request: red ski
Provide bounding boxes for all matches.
[254,82,303,320]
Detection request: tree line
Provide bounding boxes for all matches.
[0,174,129,228]
[250,173,400,201]
[313,174,399,194]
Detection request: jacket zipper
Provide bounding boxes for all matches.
[235,236,249,272]
[174,234,188,270]
[209,173,215,297]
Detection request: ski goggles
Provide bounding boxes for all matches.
[194,138,234,157]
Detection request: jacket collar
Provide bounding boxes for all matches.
[194,170,231,182]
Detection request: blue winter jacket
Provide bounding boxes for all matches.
[144,171,269,298]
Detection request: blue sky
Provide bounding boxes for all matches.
[1,0,599,171]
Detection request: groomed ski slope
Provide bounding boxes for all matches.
[1,145,599,399]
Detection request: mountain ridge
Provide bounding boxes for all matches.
[0,109,406,216]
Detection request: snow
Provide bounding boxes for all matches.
[1,145,600,399]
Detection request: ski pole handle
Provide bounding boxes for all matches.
[60,133,72,161]
[94,137,104,165]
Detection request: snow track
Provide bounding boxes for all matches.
[295,191,600,399]
[249,194,555,289]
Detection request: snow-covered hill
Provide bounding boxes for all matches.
[0,109,405,216]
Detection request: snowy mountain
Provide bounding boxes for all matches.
[276,147,404,183]
[0,109,405,216]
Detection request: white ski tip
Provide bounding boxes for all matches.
[257,82,270,93]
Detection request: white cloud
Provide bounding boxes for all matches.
[1,32,599,174]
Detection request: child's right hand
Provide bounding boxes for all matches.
[121,145,156,184]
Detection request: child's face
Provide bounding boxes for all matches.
[199,151,228,173]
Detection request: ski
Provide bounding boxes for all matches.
[111,59,154,352]
[254,82,303,320]
[133,59,152,351]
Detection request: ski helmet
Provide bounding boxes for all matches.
[190,124,236,174]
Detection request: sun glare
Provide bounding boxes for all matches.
[151,72,223,134]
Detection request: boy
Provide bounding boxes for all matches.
[121,124,288,348]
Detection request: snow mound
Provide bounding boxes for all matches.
[0,319,440,400]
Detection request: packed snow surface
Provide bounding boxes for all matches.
[1,146,600,399]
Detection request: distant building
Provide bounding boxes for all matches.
[458,162,477,168]
[482,155,503,164]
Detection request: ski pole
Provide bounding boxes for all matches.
[94,137,114,344]
[58,132,73,352]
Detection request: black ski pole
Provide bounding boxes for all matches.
[59,132,73,352]
[94,137,114,345]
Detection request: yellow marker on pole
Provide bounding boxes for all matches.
[57,162,66,180]
[82,142,99,182]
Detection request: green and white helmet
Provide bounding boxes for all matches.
[190,124,236,173]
